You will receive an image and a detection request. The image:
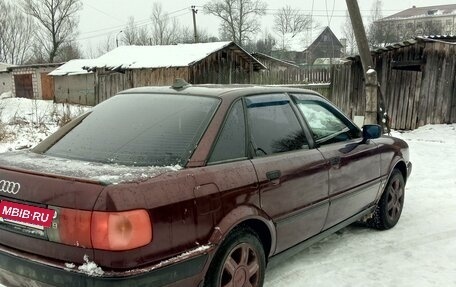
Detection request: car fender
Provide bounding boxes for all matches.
[208,205,277,257]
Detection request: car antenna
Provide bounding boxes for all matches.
[171,78,191,90]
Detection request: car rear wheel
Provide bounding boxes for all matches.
[204,226,266,287]
[368,169,405,230]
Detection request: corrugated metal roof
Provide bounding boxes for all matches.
[382,4,456,20]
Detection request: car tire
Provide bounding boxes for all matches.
[204,226,266,287]
[368,169,405,230]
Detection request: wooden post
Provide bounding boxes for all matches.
[346,0,378,125]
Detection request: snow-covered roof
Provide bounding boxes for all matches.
[382,4,456,21]
[49,59,94,76]
[87,41,265,71]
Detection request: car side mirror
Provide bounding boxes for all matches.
[362,124,382,143]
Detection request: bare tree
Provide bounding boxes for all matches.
[97,33,115,56]
[150,2,182,45]
[273,5,311,51]
[122,16,151,45]
[342,11,357,55]
[204,0,267,45]
[0,0,35,64]
[255,32,277,55]
[54,42,82,62]
[367,0,401,47]
[21,0,82,62]
[420,20,444,36]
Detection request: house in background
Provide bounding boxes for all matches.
[298,27,344,65]
[0,62,14,96]
[87,41,265,104]
[49,59,95,106]
[9,63,62,100]
[378,4,456,36]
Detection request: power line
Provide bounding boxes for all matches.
[78,7,191,41]
[84,3,124,23]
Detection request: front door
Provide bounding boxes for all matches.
[292,96,381,230]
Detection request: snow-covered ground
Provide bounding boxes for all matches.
[0,94,89,153]
[0,96,455,286]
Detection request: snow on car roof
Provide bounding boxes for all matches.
[88,41,234,71]
[48,59,94,76]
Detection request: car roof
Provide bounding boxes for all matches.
[117,84,323,103]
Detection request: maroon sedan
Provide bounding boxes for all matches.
[0,84,411,287]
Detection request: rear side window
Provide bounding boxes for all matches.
[44,93,219,167]
[246,94,308,156]
[208,100,246,163]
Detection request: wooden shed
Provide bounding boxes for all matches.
[49,59,95,106]
[330,36,456,130]
[88,41,265,104]
[9,63,62,100]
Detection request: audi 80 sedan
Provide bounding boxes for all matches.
[0,84,411,287]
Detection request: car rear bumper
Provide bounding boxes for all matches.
[0,244,209,287]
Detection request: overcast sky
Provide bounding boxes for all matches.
[78,0,456,55]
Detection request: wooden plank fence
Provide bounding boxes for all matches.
[252,66,331,85]
[330,39,456,130]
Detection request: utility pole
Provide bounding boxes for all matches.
[346,0,378,125]
[191,6,198,43]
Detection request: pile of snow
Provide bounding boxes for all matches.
[77,255,104,277]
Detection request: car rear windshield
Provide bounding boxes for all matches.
[44,93,219,167]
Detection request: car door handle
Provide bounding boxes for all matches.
[329,157,341,167]
[266,170,281,181]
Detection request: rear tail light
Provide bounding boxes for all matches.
[47,208,152,251]
[91,210,152,251]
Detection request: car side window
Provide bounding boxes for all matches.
[296,100,360,145]
[208,100,246,163]
[246,94,308,157]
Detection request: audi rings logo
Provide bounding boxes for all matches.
[0,180,21,195]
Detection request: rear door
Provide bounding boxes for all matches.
[245,93,329,253]
[292,95,381,229]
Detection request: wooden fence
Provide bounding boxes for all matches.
[330,39,456,130]
[252,66,331,85]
